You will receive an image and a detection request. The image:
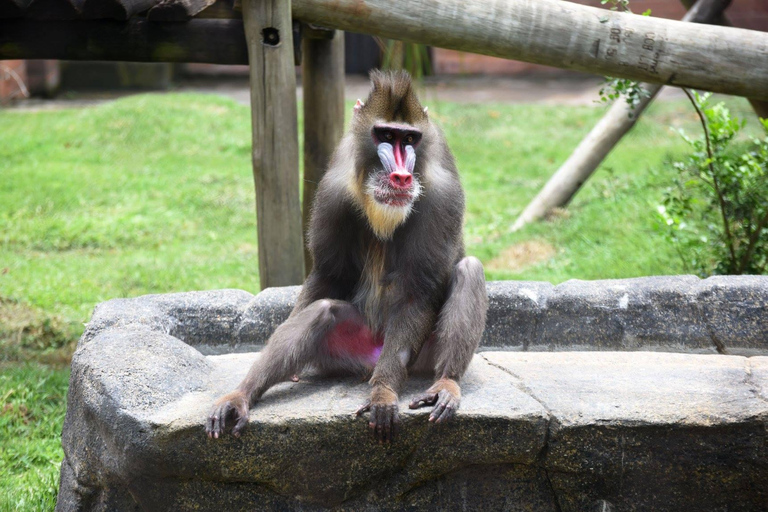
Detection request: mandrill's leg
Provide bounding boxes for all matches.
[409,256,488,423]
[206,299,378,438]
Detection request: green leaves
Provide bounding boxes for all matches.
[598,78,652,115]
[658,93,768,275]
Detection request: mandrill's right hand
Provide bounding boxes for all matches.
[206,390,250,439]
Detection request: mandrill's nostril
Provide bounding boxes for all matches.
[389,172,413,189]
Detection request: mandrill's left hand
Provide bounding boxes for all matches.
[206,390,250,439]
[356,384,400,444]
[408,378,461,423]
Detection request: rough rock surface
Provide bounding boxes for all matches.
[57,276,768,510]
[80,276,768,354]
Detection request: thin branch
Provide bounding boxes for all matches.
[682,87,738,269]
[738,206,768,272]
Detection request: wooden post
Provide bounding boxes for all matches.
[242,0,304,289]
[511,0,732,232]
[301,27,345,275]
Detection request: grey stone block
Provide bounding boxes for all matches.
[535,276,715,352]
[235,285,301,347]
[482,280,553,349]
[82,289,255,350]
[694,275,768,354]
[484,352,768,511]
[57,277,768,510]
[58,331,549,510]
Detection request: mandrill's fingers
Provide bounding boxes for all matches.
[409,392,438,409]
[369,403,399,444]
[232,415,249,437]
[430,389,459,424]
[355,400,372,417]
[207,391,249,439]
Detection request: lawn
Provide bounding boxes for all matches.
[0,91,762,509]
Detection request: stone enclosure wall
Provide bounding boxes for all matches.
[56,276,768,511]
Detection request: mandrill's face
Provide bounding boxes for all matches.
[348,71,431,240]
[368,122,423,209]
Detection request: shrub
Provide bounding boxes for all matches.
[657,92,768,275]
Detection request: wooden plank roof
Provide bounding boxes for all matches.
[0,0,240,21]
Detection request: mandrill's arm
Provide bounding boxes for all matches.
[358,294,437,443]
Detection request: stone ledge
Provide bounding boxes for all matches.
[59,277,768,510]
[81,275,768,355]
[58,328,768,509]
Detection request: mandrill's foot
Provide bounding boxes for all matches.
[206,390,250,439]
[409,378,461,423]
[356,384,400,444]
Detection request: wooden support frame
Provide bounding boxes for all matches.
[300,27,345,276]
[242,0,304,289]
[0,19,249,63]
[512,0,740,232]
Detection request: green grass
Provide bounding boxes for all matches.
[0,91,763,509]
[0,365,68,511]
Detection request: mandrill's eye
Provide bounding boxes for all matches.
[405,135,414,144]
[384,131,394,141]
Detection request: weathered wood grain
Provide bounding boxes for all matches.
[289,0,768,101]
[301,28,345,276]
[242,0,304,288]
[147,0,216,21]
[0,19,249,63]
[81,0,156,19]
[193,0,239,19]
[26,0,82,19]
[0,0,30,18]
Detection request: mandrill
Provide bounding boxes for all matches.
[207,70,488,443]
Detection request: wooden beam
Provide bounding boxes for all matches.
[242,0,304,289]
[25,0,82,19]
[147,0,216,21]
[678,0,768,119]
[82,0,157,20]
[289,0,768,101]
[0,19,249,63]
[512,0,733,232]
[0,0,29,18]
[301,28,345,276]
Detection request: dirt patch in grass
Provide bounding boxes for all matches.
[0,298,77,365]
[487,240,557,273]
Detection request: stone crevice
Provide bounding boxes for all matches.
[745,358,768,406]
[478,352,554,418]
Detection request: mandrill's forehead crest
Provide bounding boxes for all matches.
[355,70,428,126]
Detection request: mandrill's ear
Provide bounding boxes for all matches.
[353,99,365,114]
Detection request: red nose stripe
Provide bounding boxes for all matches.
[393,142,405,169]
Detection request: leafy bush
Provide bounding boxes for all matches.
[657,92,768,275]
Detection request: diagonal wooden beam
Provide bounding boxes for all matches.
[512,0,738,232]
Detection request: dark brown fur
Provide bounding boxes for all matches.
[207,71,488,442]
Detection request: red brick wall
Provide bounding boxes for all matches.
[433,0,768,75]
[0,60,27,103]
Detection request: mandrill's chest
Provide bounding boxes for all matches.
[350,240,396,334]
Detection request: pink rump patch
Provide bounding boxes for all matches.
[326,320,384,366]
